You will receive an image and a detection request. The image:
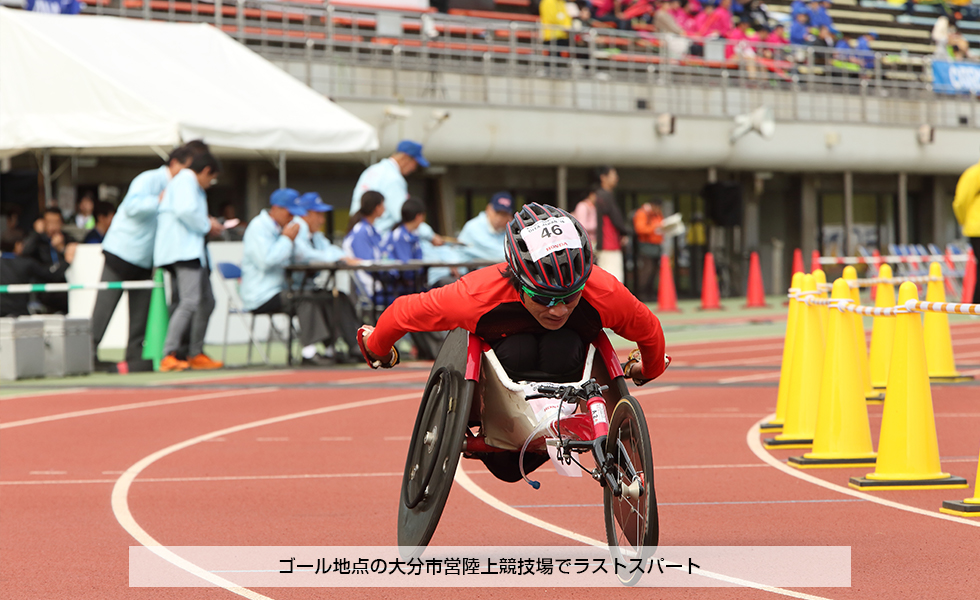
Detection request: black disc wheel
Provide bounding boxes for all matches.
[397,329,473,556]
[603,396,659,586]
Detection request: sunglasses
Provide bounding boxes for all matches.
[521,283,586,308]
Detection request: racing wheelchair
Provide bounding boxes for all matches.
[398,328,657,584]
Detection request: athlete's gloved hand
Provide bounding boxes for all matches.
[357,325,399,369]
[623,349,671,386]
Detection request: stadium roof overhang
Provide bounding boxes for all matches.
[0,7,379,160]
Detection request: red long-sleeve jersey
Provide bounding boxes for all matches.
[366,264,668,382]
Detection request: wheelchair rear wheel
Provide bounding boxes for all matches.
[603,395,659,586]
[397,329,474,555]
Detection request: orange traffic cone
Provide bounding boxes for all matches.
[762,272,805,433]
[792,248,805,274]
[923,262,973,382]
[744,251,768,308]
[810,249,822,273]
[657,254,681,313]
[765,274,823,449]
[963,249,977,304]
[850,282,969,490]
[788,279,877,468]
[700,252,722,310]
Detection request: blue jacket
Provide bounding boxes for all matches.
[103,166,170,269]
[293,217,345,263]
[855,37,875,69]
[809,7,834,31]
[154,169,211,268]
[457,212,507,262]
[790,22,811,45]
[26,0,80,14]
[343,220,384,299]
[240,210,295,311]
[381,224,422,262]
[349,158,435,241]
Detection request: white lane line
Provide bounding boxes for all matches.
[319,436,353,442]
[719,372,782,384]
[453,466,833,599]
[0,388,86,401]
[632,386,680,397]
[331,371,430,385]
[0,388,277,430]
[746,414,980,528]
[111,392,420,600]
[255,437,290,442]
[656,463,770,470]
[28,470,67,475]
[669,342,786,357]
[3,471,403,486]
[149,370,298,387]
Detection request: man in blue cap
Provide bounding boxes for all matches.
[458,192,515,263]
[241,189,332,366]
[349,140,443,245]
[855,30,877,69]
[294,192,362,361]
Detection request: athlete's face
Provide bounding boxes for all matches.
[520,291,582,330]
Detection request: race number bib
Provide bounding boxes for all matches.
[520,217,582,262]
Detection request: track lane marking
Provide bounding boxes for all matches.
[0,388,277,430]
[0,388,87,401]
[111,392,420,599]
[746,414,980,528]
[453,466,835,599]
[3,471,402,486]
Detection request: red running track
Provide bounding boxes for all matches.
[2,329,979,599]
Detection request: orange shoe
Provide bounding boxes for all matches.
[188,353,224,370]
[159,354,189,372]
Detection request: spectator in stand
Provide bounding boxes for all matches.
[948,26,969,60]
[540,0,573,44]
[154,151,224,372]
[726,18,760,74]
[791,0,807,17]
[344,191,388,304]
[742,0,770,29]
[25,0,80,15]
[83,201,115,244]
[633,202,664,301]
[953,148,980,304]
[815,25,837,50]
[380,198,427,297]
[21,208,75,313]
[655,0,687,36]
[573,185,600,246]
[696,0,734,39]
[590,0,619,26]
[790,12,815,45]
[1,231,77,317]
[69,191,96,232]
[765,23,787,47]
[672,0,697,32]
[594,166,629,282]
[458,192,515,262]
[855,30,877,69]
[217,203,245,241]
[808,0,834,32]
[834,34,861,68]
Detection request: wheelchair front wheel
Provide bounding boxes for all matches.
[603,396,659,586]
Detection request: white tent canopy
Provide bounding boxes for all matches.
[0,7,378,159]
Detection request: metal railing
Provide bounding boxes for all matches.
[81,0,979,124]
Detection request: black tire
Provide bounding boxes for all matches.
[397,329,473,556]
[603,395,659,586]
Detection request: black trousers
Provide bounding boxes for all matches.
[254,290,360,350]
[91,252,152,364]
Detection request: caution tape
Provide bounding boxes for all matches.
[0,281,159,294]
[816,254,970,265]
[904,299,980,316]
[801,295,910,316]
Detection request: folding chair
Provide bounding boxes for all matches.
[215,262,294,366]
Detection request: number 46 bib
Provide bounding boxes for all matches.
[520,216,582,262]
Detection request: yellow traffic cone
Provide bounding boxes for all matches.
[867,264,896,391]
[761,272,805,433]
[789,279,877,468]
[923,262,974,383]
[940,450,980,516]
[843,266,883,402]
[765,274,823,449]
[849,282,969,490]
[812,269,829,334]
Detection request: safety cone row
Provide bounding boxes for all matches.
[700,252,722,310]
[657,254,681,313]
[761,272,804,433]
[843,266,883,402]
[744,251,768,308]
[810,250,822,274]
[849,282,969,490]
[923,262,973,383]
[788,278,876,468]
[764,274,823,449]
[143,268,169,371]
[812,269,828,332]
[792,248,805,275]
[962,249,977,305]
[867,264,896,393]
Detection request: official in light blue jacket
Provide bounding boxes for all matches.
[349,140,437,242]
[154,151,223,371]
[457,192,515,263]
[91,145,194,371]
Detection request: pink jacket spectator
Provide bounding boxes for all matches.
[696,4,733,38]
[572,199,598,244]
[765,30,787,47]
[591,0,615,19]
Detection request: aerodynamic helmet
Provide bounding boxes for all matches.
[504,202,594,298]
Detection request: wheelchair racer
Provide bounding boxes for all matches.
[359,203,669,481]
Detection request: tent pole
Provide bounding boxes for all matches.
[278,151,287,189]
[42,149,53,205]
